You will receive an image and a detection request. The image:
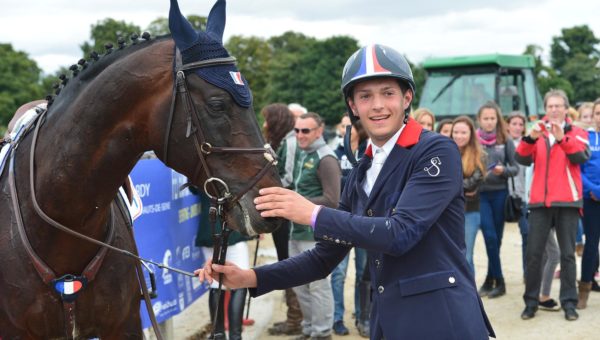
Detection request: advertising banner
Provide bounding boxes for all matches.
[129,158,207,328]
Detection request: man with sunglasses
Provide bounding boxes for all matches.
[196,44,494,339]
[272,111,341,339]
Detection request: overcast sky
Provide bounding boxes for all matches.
[2,0,600,74]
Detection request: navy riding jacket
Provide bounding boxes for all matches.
[250,118,495,339]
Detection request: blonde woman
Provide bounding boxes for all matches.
[451,116,486,274]
[413,108,435,131]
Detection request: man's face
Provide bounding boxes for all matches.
[348,78,411,147]
[295,117,322,150]
[545,96,568,124]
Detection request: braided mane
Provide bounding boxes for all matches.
[46,33,172,110]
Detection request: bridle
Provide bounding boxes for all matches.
[162,50,278,214]
[161,49,279,339]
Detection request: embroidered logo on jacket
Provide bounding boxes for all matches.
[424,157,441,177]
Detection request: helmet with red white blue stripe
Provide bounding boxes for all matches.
[341,44,415,106]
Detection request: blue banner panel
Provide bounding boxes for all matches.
[129,159,207,329]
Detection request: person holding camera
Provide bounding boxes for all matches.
[515,89,590,321]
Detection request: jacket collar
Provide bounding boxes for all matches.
[364,117,423,158]
[302,136,327,154]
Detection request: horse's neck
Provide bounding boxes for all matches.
[28,44,173,228]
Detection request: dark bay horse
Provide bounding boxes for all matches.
[0,0,281,338]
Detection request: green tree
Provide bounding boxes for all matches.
[537,68,575,101]
[299,36,359,124]
[225,35,272,112]
[551,25,599,70]
[524,43,576,102]
[264,32,318,108]
[549,25,600,102]
[80,18,141,57]
[561,53,599,102]
[0,43,44,126]
[408,58,426,107]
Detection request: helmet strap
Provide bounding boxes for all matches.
[343,124,358,167]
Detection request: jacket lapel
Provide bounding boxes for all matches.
[355,156,371,201]
[363,118,423,208]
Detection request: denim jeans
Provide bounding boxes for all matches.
[464,211,480,274]
[576,218,584,244]
[581,199,600,282]
[479,189,508,279]
[331,248,367,322]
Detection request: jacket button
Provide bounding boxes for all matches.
[323,235,328,241]
[378,286,384,294]
[367,209,373,216]
[391,208,396,214]
[449,276,456,284]
[341,240,347,245]
[375,259,381,268]
[335,239,340,243]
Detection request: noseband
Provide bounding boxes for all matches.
[162,50,278,212]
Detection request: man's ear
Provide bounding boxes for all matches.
[348,98,359,117]
[403,90,413,111]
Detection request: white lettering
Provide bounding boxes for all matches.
[135,183,151,197]
[182,246,191,260]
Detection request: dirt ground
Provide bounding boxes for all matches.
[166,221,600,340]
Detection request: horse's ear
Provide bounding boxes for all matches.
[206,0,226,43]
[169,0,199,50]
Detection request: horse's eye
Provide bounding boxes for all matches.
[207,100,225,112]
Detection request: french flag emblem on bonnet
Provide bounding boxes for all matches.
[169,0,252,107]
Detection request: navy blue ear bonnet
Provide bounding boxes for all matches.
[169,0,252,108]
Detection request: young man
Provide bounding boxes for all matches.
[515,89,590,321]
[196,44,495,339]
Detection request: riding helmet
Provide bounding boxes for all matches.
[341,44,415,120]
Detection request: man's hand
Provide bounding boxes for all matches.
[549,122,565,142]
[194,259,257,289]
[529,122,544,140]
[254,187,316,225]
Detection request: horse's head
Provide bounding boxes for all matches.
[160,0,282,236]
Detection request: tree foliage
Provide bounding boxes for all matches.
[7,13,600,131]
[524,44,574,99]
[408,58,426,106]
[0,43,44,126]
[225,35,272,113]
[549,25,600,103]
[80,18,141,57]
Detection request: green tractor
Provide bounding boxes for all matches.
[418,54,544,121]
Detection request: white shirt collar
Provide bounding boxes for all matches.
[368,124,405,158]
